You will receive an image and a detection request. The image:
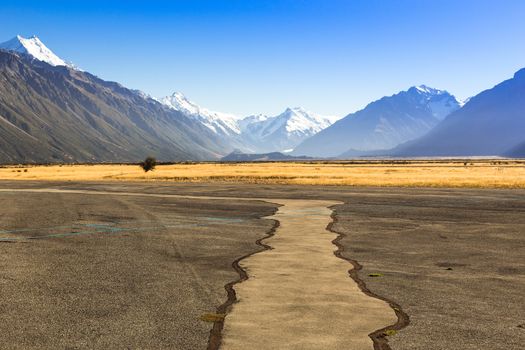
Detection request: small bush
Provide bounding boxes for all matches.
[140,157,157,172]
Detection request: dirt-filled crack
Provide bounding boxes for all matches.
[206,213,281,350]
[328,205,410,350]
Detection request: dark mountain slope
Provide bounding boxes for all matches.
[0,50,229,163]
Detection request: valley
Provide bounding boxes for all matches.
[0,3,524,349]
[2,35,524,163]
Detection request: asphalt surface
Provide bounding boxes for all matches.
[1,181,524,349]
[0,184,276,349]
[332,188,525,350]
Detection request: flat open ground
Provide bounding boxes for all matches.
[1,179,524,349]
[1,159,525,187]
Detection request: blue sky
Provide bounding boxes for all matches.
[1,0,524,117]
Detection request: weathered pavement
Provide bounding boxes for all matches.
[221,199,396,350]
[3,182,525,349]
[0,188,398,349]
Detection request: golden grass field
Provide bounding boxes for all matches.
[1,160,525,188]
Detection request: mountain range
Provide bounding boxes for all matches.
[160,92,338,153]
[159,92,338,153]
[0,37,231,163]
[0,34,523,162]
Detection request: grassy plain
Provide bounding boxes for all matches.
[1,160,524,188]
[0,159,525,188]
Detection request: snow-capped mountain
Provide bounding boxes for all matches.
[293,85,461,157]
[393,68,525,157]
[0,35,76,68]
[160,92,241,137]
[159,93,339,153]
[239,107,338,152]
[0,46,236,163]
[413,85,461,120]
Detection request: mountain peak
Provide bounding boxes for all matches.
[160,92,241,136]
[162,91,201,115]
[171,91,186,99]
[0,35,74,68]
[17,34,41,42]
[408,85,445,95]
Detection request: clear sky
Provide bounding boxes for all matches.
[1,0,524,117]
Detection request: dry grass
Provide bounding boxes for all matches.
[1,160,525,188]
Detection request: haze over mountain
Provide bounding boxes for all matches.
[505,142,525,158]
[221,150,313,162]
[393,68,525,157]
[293,86,462,157]
[0,37,232,163]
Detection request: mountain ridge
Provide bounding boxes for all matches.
[159,92,339,153]
[292,85,461,157]
[0,35,76,69]
[0,50,231,163]
[1,34,523,162]
[392,68,525,157]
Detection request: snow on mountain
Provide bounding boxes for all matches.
[0,35,76,68]
[293,85,462,157]
[239,107,339,153]
[410,85,460,120]
[0,35,339,154]
[242,107,334,137]
[237,114,269,130]
[159,93,338,153]
[160,92,241,136]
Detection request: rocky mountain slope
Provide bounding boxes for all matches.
[0,49,230,163]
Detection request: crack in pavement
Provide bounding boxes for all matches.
[328,207,410,350]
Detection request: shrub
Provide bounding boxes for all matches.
[140,156,157,172]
